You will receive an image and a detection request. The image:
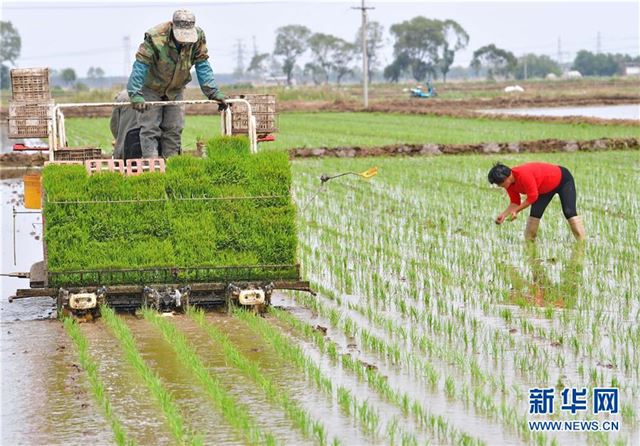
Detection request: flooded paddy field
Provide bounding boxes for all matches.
[482,104,640,121]
[2,149,639,445]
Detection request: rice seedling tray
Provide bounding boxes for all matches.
[53,147,103,162]
[10,68,51,101]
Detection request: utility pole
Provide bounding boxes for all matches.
[123,35,130,78]
[523,56,528,80]
[252,35,258,57]
[596,31,601,54]
[352,0,374,108]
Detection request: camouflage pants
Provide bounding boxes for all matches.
[138,87,184,158]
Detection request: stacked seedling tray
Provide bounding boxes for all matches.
[8,68,52,138]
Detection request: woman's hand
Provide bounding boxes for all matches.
[496,202,522,225]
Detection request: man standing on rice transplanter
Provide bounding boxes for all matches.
[126,9,228,158]
[488,162,586,241]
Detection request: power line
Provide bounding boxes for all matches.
[3,2,259,10]
[18,43,234,62]
[19,46,123,60]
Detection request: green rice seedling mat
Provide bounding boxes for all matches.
[42,136,298,287]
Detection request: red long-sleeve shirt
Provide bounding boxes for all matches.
[507,163,562,205]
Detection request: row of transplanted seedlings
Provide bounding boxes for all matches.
[71,302,430,445]
[63,317,135,446]
[291,152,638,445]
[295,171,539,444]
[75,306,344,445]
[67,287,432,445]
[99,306,205,445]
[234,308,437,446]
[263,306,487,446]
[182,308,335,445]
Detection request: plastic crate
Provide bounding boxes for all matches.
[10,68,51,101]
[8,118,50,138]
[229,94,278,135]
[231,94,278,135]
[230,94,276,111]
[126,158,166,176]
[231,114,278,135]
[44,160,84,166]
[54,148,102,162]
[9,101,52,119]
[231,101,276,114]
[85,159,125,175]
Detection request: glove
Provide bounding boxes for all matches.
[209,91,229,112]
[130,94,147,112]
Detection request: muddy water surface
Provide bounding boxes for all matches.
[80,320,175,445]
[1,320,112,445]
[1,179,118,444]
[122,315,245,445]
[483,103,640,120]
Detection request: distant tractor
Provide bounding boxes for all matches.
[409,83,437,99]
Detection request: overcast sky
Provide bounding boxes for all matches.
[2,1,638,78]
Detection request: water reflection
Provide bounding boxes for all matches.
[482,104,640,120]
[506,243,585,308]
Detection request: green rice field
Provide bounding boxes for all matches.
[285,149,639,445]
[4,98,640,445]
[6,148,636,445]
[65,112,640,152]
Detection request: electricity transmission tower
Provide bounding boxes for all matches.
[235,39,245,75]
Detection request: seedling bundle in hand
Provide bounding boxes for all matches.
[43,136,298,286]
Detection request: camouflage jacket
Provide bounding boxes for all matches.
[135,22,209,99]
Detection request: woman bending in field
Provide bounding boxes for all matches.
[488,162,585,241]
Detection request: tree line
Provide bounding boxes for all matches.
[251,17,640,84]
[1,19,638,90]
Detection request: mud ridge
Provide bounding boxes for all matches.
[2,138,637,173]
[289,137,640,159]
[0,152,49,166]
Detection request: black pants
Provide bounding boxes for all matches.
[530,167,578,219]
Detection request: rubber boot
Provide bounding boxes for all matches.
[567,216,586,241]
[524,217,541,242]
